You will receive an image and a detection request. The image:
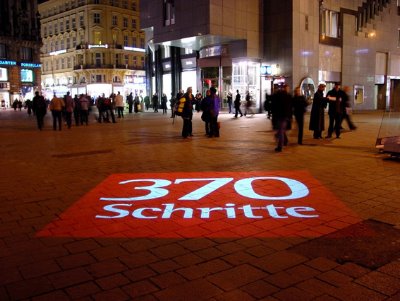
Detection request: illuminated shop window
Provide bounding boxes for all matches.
[21,69,33,82]
[0,68,8,81]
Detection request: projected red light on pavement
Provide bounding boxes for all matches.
[37,171,361,238]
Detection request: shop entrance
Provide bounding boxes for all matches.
[390,79,400,112]
[375,84,386,110]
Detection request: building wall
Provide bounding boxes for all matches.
[0,0,41,106]
[39,0,146,98]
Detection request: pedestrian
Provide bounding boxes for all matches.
[25,99,32,116]
[200,89,212,136]
[73,95,80,126]
[49,93,65,131]
[244,91,254,116]
[209,87,221,137]
[115,91,124,118]
[152,93,159,112]
[161,93,168,114]
[181,87,194,138]
[326,82,343,138]
[309,82,328,139]
[12,99,18,111]
[234,90,243,118]
[227,91,233,113]
[32,91,47,130]
[127,92,133,113]
[341,86,357,131]
[170,93,176,118]
[134,93,140,113]
[264,93,272,119]
[64,92,74,129]
[79,94,90,125]
[292,86,308,145]
[271,85,292,152]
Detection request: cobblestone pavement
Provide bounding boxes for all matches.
[0,108,399,301]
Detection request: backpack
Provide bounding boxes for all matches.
[174,97,186,116]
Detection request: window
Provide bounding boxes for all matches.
[60,21,64,32]
[66,19,70,31]
[132,37,136,47]
[115,54,119,65]
[61,40,65,50]
[95,74,102,82]
[94,0,100,3]
[123,17,128,28]
[164,0,175,26]
[67,38,70,49]
[132,1,137,11]
[61,58,65,69]
[122,0,128,8]
[21,47,33,61]
[133,56,137,66]
[95,53,102,66]
[124,35,128,46]
[72,17,76,29]
[79,15,84,27]
[49,24,53,35]
[112,15,117,26]
[72,37,76,47]
[54,23,58,35]
[55,40,59,50]
[132,18,136,29]
[0,44,6,58]
[124,55,129,65]
[141,57,144,68]
[320,9,340,38]
[78,0,85,5]
[67,57,72,68]
[93,13,100,24]
[140,38,144,48]
[43,26,47,36]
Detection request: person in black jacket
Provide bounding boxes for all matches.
[181,87,194,138]
[309,82,328,139]
[234,90,243,118]
[292,87,309,145]
[326,82,344,138]
[272,85,293,152]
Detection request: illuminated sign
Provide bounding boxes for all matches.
[20,62,41,68]
[49,50,67,56]
[0,60,17,66]
[124,46,146,52]
[37,171,361,238]
[88,44,108,49]
[261,65,272,75]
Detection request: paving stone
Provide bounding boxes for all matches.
[177,258,231,280]
[123,267,157,283]
[265,264,320,288]
[19,259,61,279]
[273,286,315,301]
[241,279,280,299]
[250,250,308,273]
[206,264,265,291]
[31,290,70,301]
[377,260,400,278]
[154,278,222,301]
[305,257,339,272]
[122,280,159,298]
[47,267,93,289]
[96,273,131,290]
[214,289,255,301]
[355,271,400,296]
[330,282,387,301]
[6,276,54,300]
[56,252,97,270]
[66,281,101,299]
[316,270,353,287]
[88,259,127,278]
[334,262,370,278]
[92,287,130,301]
[150,271,186,289]
[149,259,181,273]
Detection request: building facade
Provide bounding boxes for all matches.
[39,0,146,100]
[0,0,42,108]
[141,0,400,112]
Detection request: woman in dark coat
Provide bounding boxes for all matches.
[309,82,328,139]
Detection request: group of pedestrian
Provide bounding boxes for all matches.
[309,82,356,140]
[269,81,357,152]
